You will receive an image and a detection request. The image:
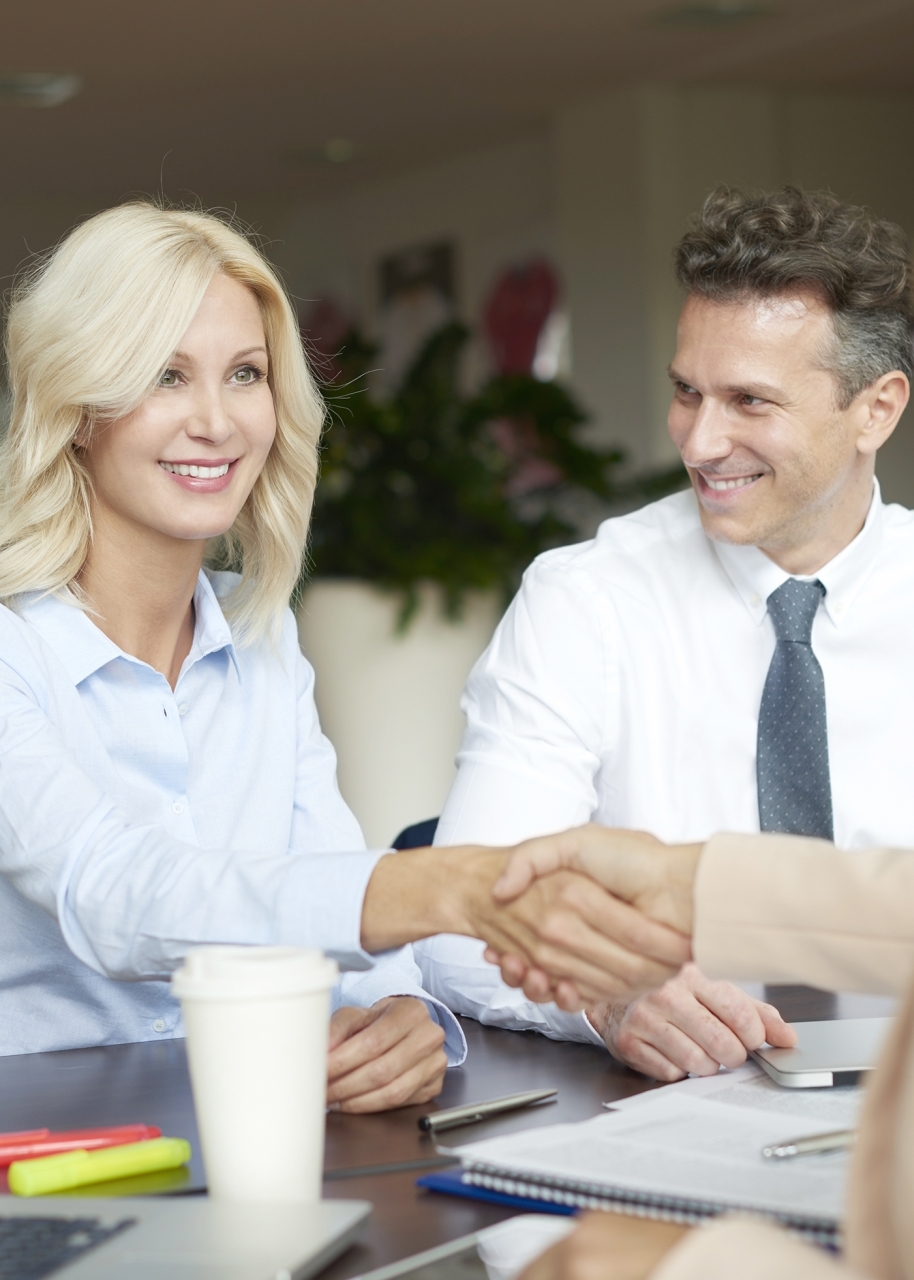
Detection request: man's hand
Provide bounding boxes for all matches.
[520,1212,689,1280]
[326,996,447,1113]
[588,963,797,1082]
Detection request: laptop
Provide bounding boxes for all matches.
[750,1016,893,1087]
[0,1194,370,1279]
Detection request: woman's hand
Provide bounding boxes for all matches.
[493,826,702,933]
[326,996,448,1113]
[520,1212,689,1280]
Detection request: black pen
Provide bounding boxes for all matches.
[418,1088,558,1132]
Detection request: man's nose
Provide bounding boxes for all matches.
[678,397,733,467]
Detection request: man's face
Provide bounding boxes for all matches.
[668,291,868,561]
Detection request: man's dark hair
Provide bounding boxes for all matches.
[675,186,914,408]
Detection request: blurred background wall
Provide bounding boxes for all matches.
[4,0,914,840]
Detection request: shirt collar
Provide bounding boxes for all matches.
[711,478,886,629]
[18,569,240,687]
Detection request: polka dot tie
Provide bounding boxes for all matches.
[756,578,834,840]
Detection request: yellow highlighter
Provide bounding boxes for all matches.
[8,1136,191,1196]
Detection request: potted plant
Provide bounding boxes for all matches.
[296,323,685,845]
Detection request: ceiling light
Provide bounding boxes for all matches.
[0,72,82,107]
[653,2,776,26]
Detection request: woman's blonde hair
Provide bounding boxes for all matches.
[0,202,324,643]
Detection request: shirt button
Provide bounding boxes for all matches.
[178,704,188,716]
[749,593,761,607]
[171,800,185,815]
[834,600,845,614]
[152,1019,166,1033]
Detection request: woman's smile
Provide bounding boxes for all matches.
[158,457,237,493]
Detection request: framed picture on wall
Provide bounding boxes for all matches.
[378,240,456,389]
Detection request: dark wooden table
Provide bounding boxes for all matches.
[0,993,896,1278]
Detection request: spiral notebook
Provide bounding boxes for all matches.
[440,1065,861,1246]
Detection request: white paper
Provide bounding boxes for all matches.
[450,1076,856,1223]
[609,1062,862,1127]
[476,1216,575,1280]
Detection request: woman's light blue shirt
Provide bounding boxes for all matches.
[0,570,464,1060]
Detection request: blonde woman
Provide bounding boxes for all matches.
[0,202,464,1112]
[0,205,688,1106]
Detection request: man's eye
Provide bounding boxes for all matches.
[676,382,699,397]
[233,365,263,385]
[741,394,765,407]
[159,369,179,387]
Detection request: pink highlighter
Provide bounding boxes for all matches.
[0,1124,162,1166]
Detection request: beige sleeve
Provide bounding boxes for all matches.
[692,832,914,995]
[652,1220,866,1280]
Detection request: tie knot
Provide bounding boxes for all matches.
[766,578,825,643]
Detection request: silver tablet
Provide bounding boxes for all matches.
[751,1017,893,1088]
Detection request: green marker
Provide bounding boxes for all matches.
[8,1136,191,1197]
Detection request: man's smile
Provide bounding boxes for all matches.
[694,469,765,499]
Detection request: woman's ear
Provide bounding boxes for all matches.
[72,416,91,451]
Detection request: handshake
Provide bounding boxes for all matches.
[363,825,706,1010]
[346,827,707,1114]
[427,826,703,1009]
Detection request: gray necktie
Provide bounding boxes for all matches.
[756,578,833,841]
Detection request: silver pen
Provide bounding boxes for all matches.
[418,1088,558,1132]
[762,1128,856,1160]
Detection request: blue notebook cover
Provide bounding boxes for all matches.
[417,1168,576,1216]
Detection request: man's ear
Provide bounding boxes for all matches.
[855,371,910,457]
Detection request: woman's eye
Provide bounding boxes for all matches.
[233,365,263,385]
[159,369,179,387]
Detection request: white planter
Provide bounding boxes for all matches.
[297,580,502,849]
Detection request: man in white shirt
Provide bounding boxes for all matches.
[416,184,914,1080]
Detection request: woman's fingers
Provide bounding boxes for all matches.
[327,1005,374,1055]
[327,996,447,1112]
[332,1048,448,1114]
[479,870,691,1005]
[505,873,690,992]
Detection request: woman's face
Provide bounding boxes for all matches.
[81,273,277,546]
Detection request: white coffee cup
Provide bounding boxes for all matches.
[172,945,339,1203]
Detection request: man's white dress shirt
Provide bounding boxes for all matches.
[415,481,914,1038]
[0,569,464,1060]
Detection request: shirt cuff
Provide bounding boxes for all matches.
[580,1008,608,1046]
[279,847,389,971]
[420,997,467,1066]
[332,963,467,1067]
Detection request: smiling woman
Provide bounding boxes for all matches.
[0,203,459,1104]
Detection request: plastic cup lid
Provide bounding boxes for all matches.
[171,945,339,1002]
